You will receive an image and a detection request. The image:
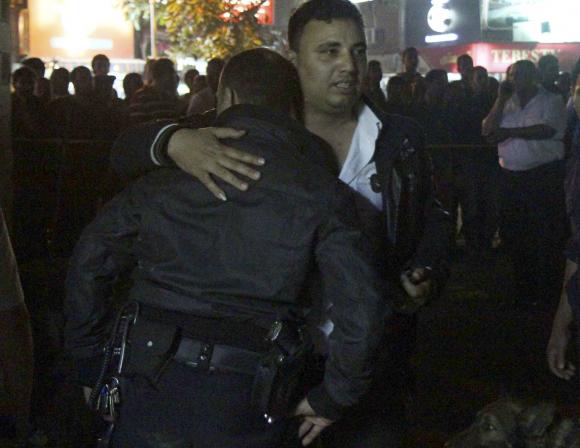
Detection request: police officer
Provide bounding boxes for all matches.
[64,48,388,448]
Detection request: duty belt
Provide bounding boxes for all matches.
[173,337,263,376]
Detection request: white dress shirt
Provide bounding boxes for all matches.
[339,104,383,210]
[499,87,566,171]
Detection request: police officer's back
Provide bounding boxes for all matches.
[64,49,388,448]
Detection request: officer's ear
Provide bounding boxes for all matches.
[216,82,238,113]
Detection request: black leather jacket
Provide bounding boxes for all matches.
[367,100,450,279]
[65,105,389,420]
[111,98,450,281]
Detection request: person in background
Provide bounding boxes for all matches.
[558,72,572,103]
[363,60,387,111]
[50,68,70,99]
[187,58,225,116]
[545,61,580,386]
[398,47,422,105]
[122,72,144,104]
[142,58,156,86]
[483,59,568,308]
[34,77,51,105]
[129,58,180,124]
[457,54,474,96]
[383,75,408,115]
[11,66,45,138]
[538,54,560,95]
[179,68,199,114]
[398,47,421,84]
[565,61,580,232]
[91,54,111,77]
[0,206,34,446]
[21,57,45,79]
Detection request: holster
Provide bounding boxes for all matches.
[251,321,321,421]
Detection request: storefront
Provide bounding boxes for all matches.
[406,0,580,74]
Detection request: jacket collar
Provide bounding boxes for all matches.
[214,104,339,174]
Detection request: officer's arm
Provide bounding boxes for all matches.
[64,185,141,383]
[309,183,390,421]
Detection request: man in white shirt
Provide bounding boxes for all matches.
[110,1,450,445]
[483,59,568,308]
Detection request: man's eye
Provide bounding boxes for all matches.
[323,49,338,56]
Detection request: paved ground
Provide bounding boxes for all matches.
[4,248,580,447]
[410,250,580,446]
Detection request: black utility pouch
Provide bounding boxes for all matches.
[121,316,182,384]
[251,321,318,421]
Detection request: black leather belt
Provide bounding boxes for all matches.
[173,337,264,376]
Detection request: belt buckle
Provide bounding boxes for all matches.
[197,343,213,370]
[183,342,213,371]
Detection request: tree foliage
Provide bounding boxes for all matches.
[119,0,273,60]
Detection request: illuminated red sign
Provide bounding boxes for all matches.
[420,42,580,73]
[225,0,274,25]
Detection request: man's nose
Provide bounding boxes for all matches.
[337,50,357,73]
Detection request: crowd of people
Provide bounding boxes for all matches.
[11,54,220,141]
[4,0,580,446]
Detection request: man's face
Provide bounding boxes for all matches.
[291,19,367,118]
[402,51,418,73]
[512,63,536,93]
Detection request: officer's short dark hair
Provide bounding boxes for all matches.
[220,48,303,122]
[288,0,364,52]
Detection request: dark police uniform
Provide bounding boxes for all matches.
[64,105,388,448]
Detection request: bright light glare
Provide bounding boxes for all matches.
[425,33,459,43]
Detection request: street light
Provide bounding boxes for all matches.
[149,0,157,58]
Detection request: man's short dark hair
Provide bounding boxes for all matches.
[21,57,45,78]
[151,58,175,80]
[206,58,225,93]
[220,48,303,121]
[402,47,418,58]
[92,54,110,70]
[12,66,37,87]
[288,0,364,52]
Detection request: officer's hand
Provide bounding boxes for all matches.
[294,398,333,446]
[167,127,264,201]
[400,267,431,299]
[547,323,576,380]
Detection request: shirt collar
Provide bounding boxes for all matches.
[339,103,382,184]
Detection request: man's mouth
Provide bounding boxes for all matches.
[333,80,357,93]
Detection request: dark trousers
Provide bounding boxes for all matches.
[111,362,298,448]
[320,314,414,448]
[499,160,568,306]
[453,150,499,253]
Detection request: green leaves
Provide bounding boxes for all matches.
[120,0,274,59]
